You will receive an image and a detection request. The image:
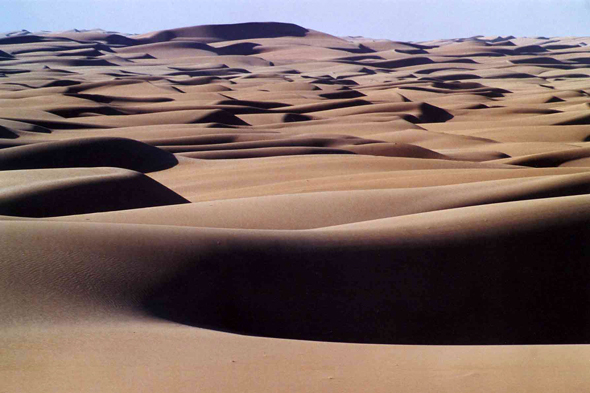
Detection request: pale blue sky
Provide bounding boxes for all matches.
[3,0,589,41]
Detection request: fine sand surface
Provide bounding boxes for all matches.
[1,22,590,392]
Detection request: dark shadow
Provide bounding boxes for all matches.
[103,34,141,46]
[0,35,47,45]
[142,23,310,44]
[0,173,189,217]
[513,45,547,54]
[425,74,481,81]
[40,80,82,88]
[569,58,590,64]
[398,86,506,98]
[166,68,250,77]
[311,78,359,86]
[0,49,13,59]
[0,137,179,173]
[395,49,429,55]
[70,93,174,104]
[48,106,127,118]
[0,126,20,139]
[144,220,590,345]
[215,42,261,56]
[413,103,454,123]
[363,57,435,69]
[215,99,290,109]
[195,22,309,40]
[319,90,366,99]
[327,44,375,54]
[511,57,564,65]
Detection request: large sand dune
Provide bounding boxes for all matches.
[1,22,590,392]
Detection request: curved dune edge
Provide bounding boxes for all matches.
[2,22,590,393]
[48,172,590,229]
[0,137,179,172]
[0,167,189,217]
[1,194,589,345]
[4,323,590,393]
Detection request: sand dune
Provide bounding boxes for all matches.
[0,167,188,217]
[1,22,590,392]
[0,136,179,172]
[51,172,590,229]
[2,193,589,342]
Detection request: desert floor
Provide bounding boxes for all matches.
[1,22,590,392]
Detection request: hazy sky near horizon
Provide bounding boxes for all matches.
[3,0,590,41]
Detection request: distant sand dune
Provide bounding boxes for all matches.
[0,137,179,172]
[0,167,188,217]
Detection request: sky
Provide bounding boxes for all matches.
[3,0,590,42]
